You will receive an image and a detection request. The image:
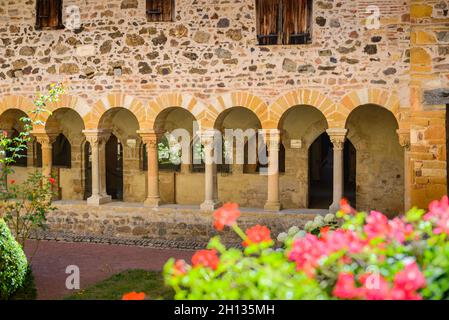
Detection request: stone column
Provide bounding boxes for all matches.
[0,129,14,189]
[397,129,411,212]
[83,130,111,205]
[327,128,348,213]
[200,130,221,211]
[264,129,282,211]
[34,132,57,178]
[138,130,161,207]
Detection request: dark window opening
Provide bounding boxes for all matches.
[146,0,174,22]
[243,137,267,174]
[106,134,123,200]
[34,141,42,168]
[83,142,92,200]
[279,143,286,173]
[5,129,28,167]
[36,0,64,30]
[52,133,71,168]
[256,0,312,45]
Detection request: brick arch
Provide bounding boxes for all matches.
[147,93,207,130]
[207,92,270,129]
[0,95,36,119]
[37,95,89,130]
[270,89,336,129]
[339,88,402,128]
[85,93,145,130]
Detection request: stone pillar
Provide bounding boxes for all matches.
[34,132,57,178]
[138,130,161,207]
[83,130,111,205]
[200,130,221,211]
[264,129,282,211]
[397,129,411,213]
[0,129,14,189]
[327,128,348,213]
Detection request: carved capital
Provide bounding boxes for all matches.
[32,132,58,147]
[198,129,219,147]
[83,130,110,147]
[137,130,159,149]
[397,129,410,150]
[260,129,281,151]
[326,128,348,151]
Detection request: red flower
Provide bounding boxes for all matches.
[49,177,56,185]
[122,292,145,300]
[333,273,362,299]
[192,249,219,270]
[359,273,391,300]
[10,180,15,185]
[364,211,390,240]
[340,198,356,215]
[213,203,240,231]
[242,225,272,247]
[424,196,449,235]
[173,259,188,276]
[288,234,327,277]
[393,262,426,294]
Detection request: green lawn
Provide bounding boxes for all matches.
[65,269,174,300]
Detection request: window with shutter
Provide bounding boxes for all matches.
[36,0,63,30]
[256,0,312,45]
[146,0,174,22]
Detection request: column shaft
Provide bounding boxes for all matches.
[200,130,221,211]
[327,129,348,213]
[264,130,282,211]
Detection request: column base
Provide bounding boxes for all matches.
[200,200,222,211]
[329,202,339,213]
[144,197,161,207]
[87,194,112,206]
[264,201,282,212]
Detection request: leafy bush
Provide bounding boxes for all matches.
[0,218,28,299]
[8,266,37,300]
[0,173,55,249]
[163,198,449,300]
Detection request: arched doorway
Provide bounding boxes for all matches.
[106,134,123,200]
[214,107,265,207]
[346,104,403,215]
[153,107,199,204]
[308,134,357,209]
[278,105,328,209]
[308,133,333,208]
[97,107,141,202]
[45,108,85,200]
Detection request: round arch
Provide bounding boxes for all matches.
[148,93,207,131]
[0,95,35,120]
[270,89,336,129]
[340,89,402,128]
[86,94,145,130]
[207,92,269,129]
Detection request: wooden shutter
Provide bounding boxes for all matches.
[36,0,62,29]
[283,0,312,44]
[146,0,174,22]
[256,0,280,45]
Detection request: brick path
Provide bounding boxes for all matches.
[24,240,195,300]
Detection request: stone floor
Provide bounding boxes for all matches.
[24,240,195,300]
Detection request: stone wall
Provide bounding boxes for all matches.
[0,0,448,210]
[46,202,320,244]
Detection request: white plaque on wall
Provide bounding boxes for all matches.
[290,139,302,149]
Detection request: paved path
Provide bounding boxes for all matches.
[24,240,195,300]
